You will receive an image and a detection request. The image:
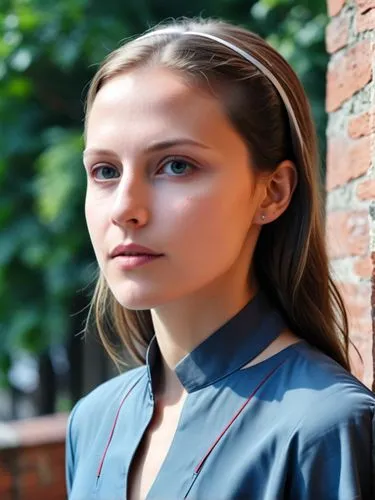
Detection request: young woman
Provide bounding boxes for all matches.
[65,18,374,500]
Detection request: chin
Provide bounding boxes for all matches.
[110,285,170,311]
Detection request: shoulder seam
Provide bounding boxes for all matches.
[284,387,375,452]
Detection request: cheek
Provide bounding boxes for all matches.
[166,185,254,259]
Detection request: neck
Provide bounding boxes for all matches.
[150,268,258,400]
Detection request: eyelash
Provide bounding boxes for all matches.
[90,157,199,181]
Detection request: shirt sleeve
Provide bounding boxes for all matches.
[65,397,85,498]
[289,404,374,500]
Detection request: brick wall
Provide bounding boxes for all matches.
[0,413,68,500]
[326,0,375,389]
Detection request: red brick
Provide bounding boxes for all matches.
[357,178,375,199]
[348,109,375,137]
[0,413,69,499]
[356,0,375,14]
[353,255,373,277]
[326,211,369,258]
[326,15,350,53]
[328,0,346,16]
[0,468,12,495]
[356,8,375,32]
[326,135,371,190]
[326,40,373,112]
[337,281,372,331]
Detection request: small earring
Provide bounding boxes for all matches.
[261,214,266,221]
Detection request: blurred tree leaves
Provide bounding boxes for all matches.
[0,0,328,386]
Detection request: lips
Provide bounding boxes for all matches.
[109,243,163,258]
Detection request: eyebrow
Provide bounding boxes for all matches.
[83,138,211,157]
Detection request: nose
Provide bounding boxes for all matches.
[110,172,150,228]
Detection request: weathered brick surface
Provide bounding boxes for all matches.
[326,211,369,258]
[356,8,375,32]
[0,413,69,500]
[326,0,375,388]
[348,109,375,137]
[326,136,372,190]
[356,0,375,14]
[353,255,373,277]
[326,40,373,112]
[326,14,350,53]
[357,179,375,199]
[339,282,373,389]
[339,282,373,332]
[328,0,346,16]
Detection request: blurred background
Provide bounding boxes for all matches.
[0,0,327,420]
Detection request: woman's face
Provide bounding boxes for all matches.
[84,67,264,310]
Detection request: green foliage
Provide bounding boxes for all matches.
[35,128,84,223]
[0,0,328,386]
[249,0,328,160]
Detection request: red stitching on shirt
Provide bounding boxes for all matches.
[96,375,145,479]
[194,359,287,475]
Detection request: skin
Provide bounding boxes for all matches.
[84,66,298,400]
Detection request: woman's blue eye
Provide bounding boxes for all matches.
[162,160,193,176]
[93,165,119,180]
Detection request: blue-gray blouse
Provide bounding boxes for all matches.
[65,292,375,499]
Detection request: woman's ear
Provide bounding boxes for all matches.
[255,160,297,225]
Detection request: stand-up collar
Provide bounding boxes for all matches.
[146,291,287,393]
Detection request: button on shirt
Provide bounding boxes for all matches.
[66,292,375,499]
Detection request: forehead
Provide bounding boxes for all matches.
[85,67,247,158]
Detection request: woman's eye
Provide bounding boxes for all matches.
[92,165,120,180]
[160,159,195,176]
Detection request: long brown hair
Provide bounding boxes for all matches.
[83,18,350,371]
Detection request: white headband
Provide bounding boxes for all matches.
[136,29,304,151]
